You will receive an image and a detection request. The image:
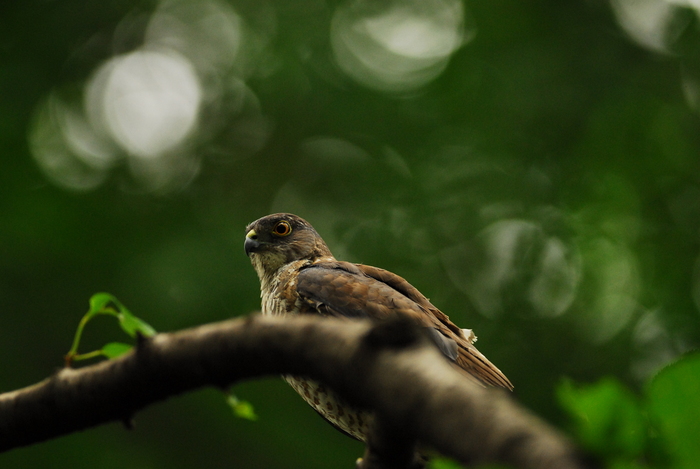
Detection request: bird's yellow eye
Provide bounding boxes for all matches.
[272,220,292,237]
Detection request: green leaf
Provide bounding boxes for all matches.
[66,293,119,363]
[101,342,133,359]
[88,292,118,316]
[226,393,258,421]
[557,377,646,459]
[118,309,157,338]
[646,352,700,469]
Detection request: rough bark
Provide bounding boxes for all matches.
[0,314,596,469]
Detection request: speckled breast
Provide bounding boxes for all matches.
[260,262,372,440]
[284,375,372,441]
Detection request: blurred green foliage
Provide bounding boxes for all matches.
[429,353,700,469]
[226,392,258,422]
[558,378,648,463]
[558,353,700,469]
[646,353,700,469]
[2,0,700,468]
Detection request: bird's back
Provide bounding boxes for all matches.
[297,260,513,390]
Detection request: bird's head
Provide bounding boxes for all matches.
[245,213,333,279]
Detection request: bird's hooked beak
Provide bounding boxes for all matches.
[244,229,260,256]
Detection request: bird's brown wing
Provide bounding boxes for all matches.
[296,261,513,390]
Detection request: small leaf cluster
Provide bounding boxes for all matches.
[64,292,157,365]
[65,293,257,422]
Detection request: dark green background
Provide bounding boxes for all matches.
[2,0,700,467]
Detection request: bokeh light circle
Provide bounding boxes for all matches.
[88,49,201,159]
[331,0,469,93]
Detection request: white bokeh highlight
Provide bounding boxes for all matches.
[331,0,471,92]
[92,50,201,159]
[28,0,266,193]
[611,0,700,53]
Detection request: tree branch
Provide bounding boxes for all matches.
[0,314,595,469]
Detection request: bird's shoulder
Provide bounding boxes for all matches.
[257,259,308,316]
[296,259,427,303]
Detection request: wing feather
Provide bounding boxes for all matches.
[296,261,513,390]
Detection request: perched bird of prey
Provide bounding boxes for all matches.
[244,213,512,441]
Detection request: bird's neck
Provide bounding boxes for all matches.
[253,256,335,306]
[257,259,308,315]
